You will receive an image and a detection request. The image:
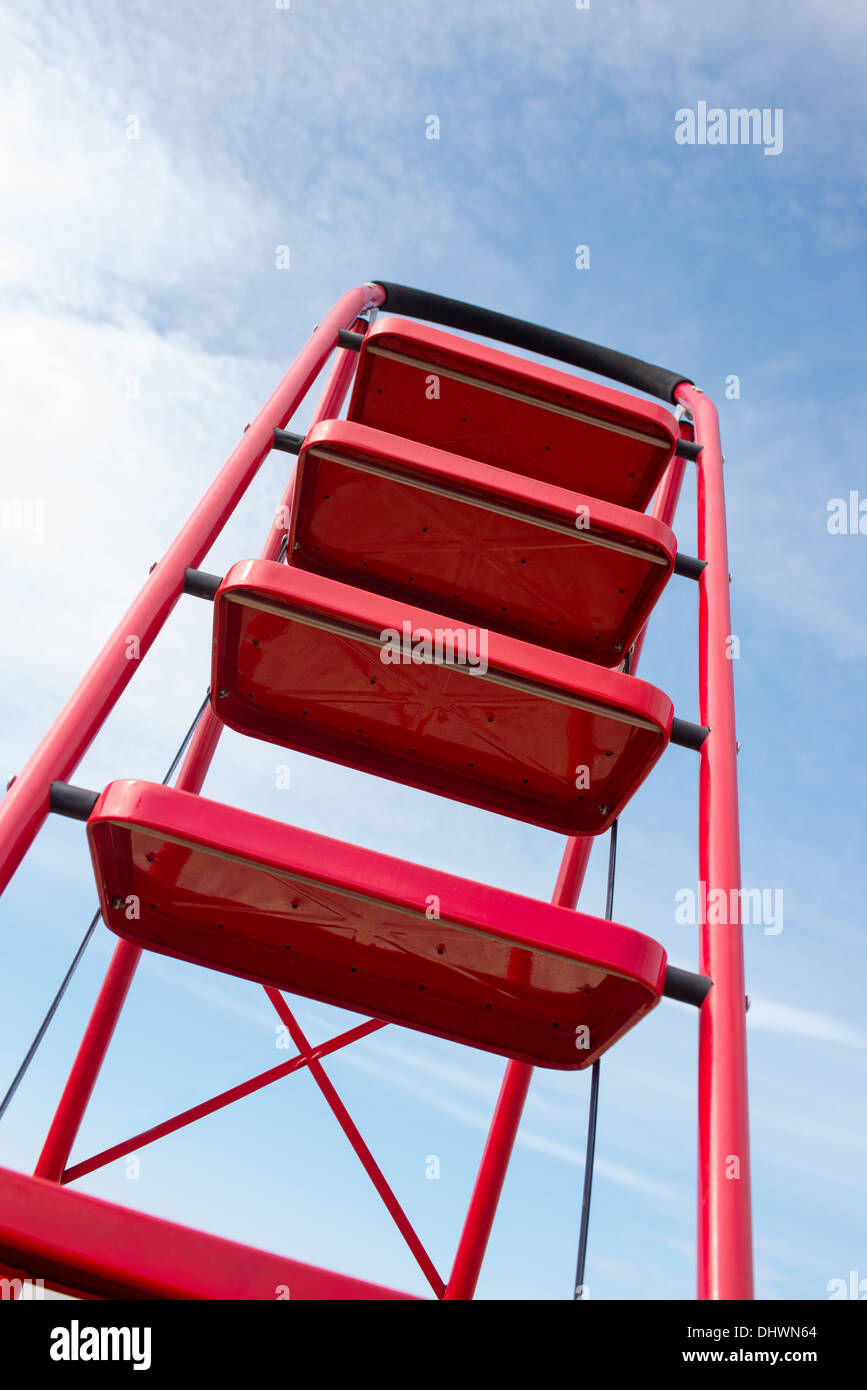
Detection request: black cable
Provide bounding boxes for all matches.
[162,693,210,785]
[573,648,630,1298]
[0,693,210,1125]
[573,819,617,1299]
[574,1056,601,1298]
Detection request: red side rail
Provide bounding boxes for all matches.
[0,284,384,897]
[676,384,753,1300]
[446,393,753,1300]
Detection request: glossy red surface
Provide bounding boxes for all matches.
[289,419,676,666]
[87,781,666,1069]
[0,1165,416,1299]
[210,562,673,836]
[677,382,754,1300]
[346,317,679,510]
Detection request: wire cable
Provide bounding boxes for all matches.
[573,648,630,1298]
[573,819,618,1299]
[0,693,210,1124]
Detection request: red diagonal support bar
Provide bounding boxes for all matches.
[265,988,445,1299]
[61,1019,386,1185]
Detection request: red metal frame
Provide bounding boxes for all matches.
[0,286,752,1301]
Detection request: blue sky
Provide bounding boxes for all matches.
[0,0,865,1300]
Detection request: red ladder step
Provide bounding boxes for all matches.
[210,562,674,835]
[0,1166,416,1300]
[346,316,680,510]
[288,419,677,666]
[87,781,667,1067]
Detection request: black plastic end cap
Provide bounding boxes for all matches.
[49,782,99,821]
[673,552,708,581]
[675,439,703,461]
[663,965,713,1008]
[273,428,305,455]
[337,328,365,352]
[670,717,710,751]
[183,568,222,601]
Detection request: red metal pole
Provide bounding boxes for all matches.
[445,446,691,1300]
[31,296,378,1183]
[34,940,141,1182]
[676,384,753,1300]
[0,285,384,899]
[35,704,224,1181]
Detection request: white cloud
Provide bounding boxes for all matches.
[748,997,867,1052]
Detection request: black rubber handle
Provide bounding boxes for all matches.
[371,281,692,404]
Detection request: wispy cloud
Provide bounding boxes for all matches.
[748,997,867,1052]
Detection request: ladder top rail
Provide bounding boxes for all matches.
[370,280,692,404]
